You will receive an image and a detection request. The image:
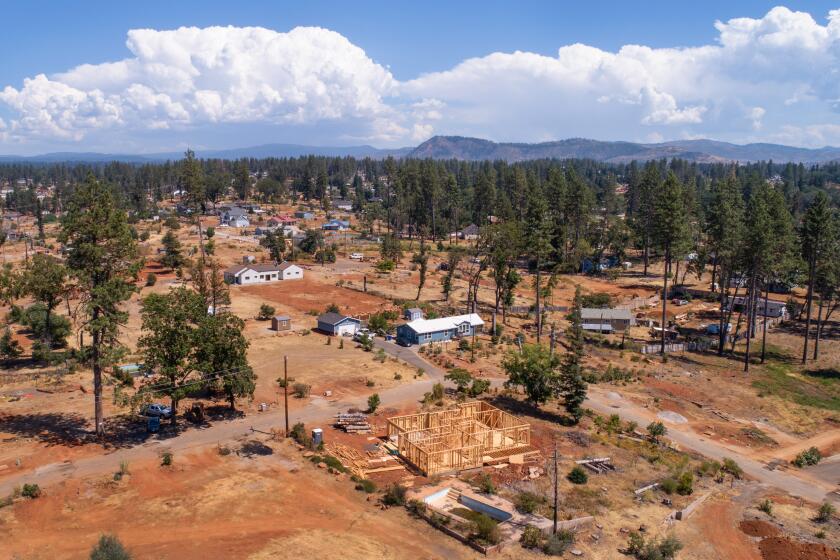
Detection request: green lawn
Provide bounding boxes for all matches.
[753,362,840,411]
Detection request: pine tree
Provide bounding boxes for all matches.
[653,172,691,355]
[801,192,833,364]
[706,170,745,355]
[161,230,184,271]
[0,327,22,361]
[23,253,67,348]
[195,311,255,410]
[59,174,139,437]
[557,286,588,423]
[413,237,429,300]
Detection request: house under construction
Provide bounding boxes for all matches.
[386,401,537,475]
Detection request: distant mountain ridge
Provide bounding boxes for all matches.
[407,136,840,164]
[2,137,839,164]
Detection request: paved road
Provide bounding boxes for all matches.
[2,341,837,506]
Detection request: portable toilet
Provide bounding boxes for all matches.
[311,428,323,447]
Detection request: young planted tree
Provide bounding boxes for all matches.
[23,253,67,348]
[59,175,139,437]
[653,172,691,354]
[557,286,588,423]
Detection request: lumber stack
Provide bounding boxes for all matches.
[334,412,372,433]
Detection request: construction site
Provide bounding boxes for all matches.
[387,401,538,476]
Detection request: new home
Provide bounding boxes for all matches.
[396,313,484,346]
[277,261,304,280]
[224,263,284,285]
[317,312,361,336]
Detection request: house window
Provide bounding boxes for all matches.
[459,323,469,333]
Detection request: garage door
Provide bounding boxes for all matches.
[336,324,356,336]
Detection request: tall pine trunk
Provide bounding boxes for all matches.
[802,254,817,364]
[813,297,824,360]
[743,274,756,372]
[760,286,770,364]
[661,250,670,355]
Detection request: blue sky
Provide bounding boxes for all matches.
[2,1,840,153]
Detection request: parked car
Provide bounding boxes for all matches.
[671,298,689,306]
[349,252,364,260]
[141,403,172,418]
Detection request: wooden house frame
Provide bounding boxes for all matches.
[387,401,532,475]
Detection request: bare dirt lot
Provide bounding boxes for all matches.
[0,439,479,560]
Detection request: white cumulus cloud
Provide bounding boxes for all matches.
[2,6,840,150]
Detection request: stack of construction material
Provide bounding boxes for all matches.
[334,412,372,433]
[576,457,616,474]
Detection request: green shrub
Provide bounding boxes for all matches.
[292,383,311,398]
[382,484,407,506]
[258,303,276,320]
[792,446,822,468]
[625,532,682,559]
[160,452,173,467]
[367,393,381,413]
[567,466,588,484]
[817,502,836,523]
[290,422,311,447]
[543,529,574,556]
[310,454,347,473]
[474,473,496,494]
[514,491,545,514]
[758,498,773,516]
[660,477,678,495]
[145,272,157,286]
[406,499,426,517]
[354,478,377,493]
[21,483,41,499]
[471,513,501,545]
[676,471,694,496]
[520,525,543,549]
[647,421,667,441]
[721,458,743,479]
[90,534,133,560]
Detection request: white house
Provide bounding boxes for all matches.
[277,261,304,280]
[229,216,250,228]
[224,263,283,285]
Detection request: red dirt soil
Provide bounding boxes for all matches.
[759,537,840,560]
[739,519,780,538]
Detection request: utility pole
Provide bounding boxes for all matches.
[553,443,559,534]
[283,355,289,437]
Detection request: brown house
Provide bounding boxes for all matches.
[271,315,291,331]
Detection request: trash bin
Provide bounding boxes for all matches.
[311,428,323,447]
